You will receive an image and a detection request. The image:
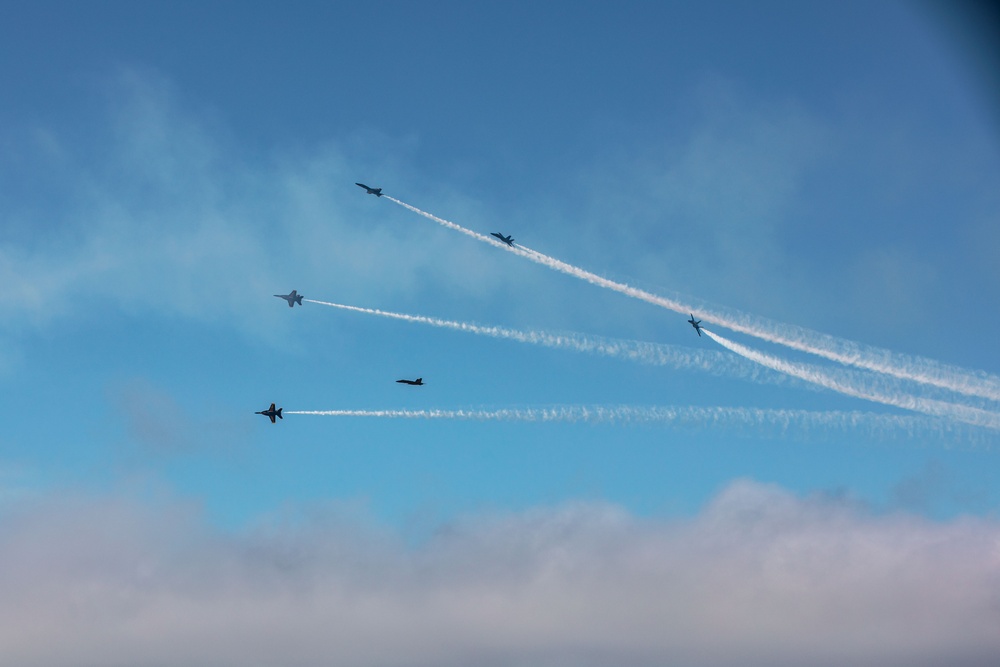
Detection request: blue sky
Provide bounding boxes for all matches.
[2,1,1000,664]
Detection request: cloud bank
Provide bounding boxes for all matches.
[1,479,997,666]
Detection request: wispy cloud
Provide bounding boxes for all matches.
[0,479,997,666]
[0,69,520,343]
[105,377,253,460]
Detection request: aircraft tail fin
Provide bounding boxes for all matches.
[276,408,283,419]
[295,295,303,305]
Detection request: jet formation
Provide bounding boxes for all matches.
[275,290,303,307]
[256,403,283,423]
[356,182,383,197]
[688,314,703,337]
[261,181,706,424]
[491,232,515,247]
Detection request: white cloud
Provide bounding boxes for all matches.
[0,69,529,344]
[0,479,997,666]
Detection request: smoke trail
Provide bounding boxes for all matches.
[702,329,1000,430]
[386,196,501,248]
[284,405,869,426]
[285,405,990,443]
[385,196,1000,402]
[697,308,1000,404]
[304,298,779,383]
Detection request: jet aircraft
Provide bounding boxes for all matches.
[275,290,303,307]
[256,403,283,423]
[491,232,515,247]
[355,182,383,197]
[688,314,703,337]
[396,378,424,385]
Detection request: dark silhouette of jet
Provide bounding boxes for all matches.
[256,403,283,423]
[274,290,303,307]
[491,232,515,247]
[688,314,703,337]
[356,182,383,197]
[396,378,424,386]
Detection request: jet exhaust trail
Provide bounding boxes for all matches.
[304,298,775,381]
[385,196,1000,402]
[386,196,501,248]
[702,329,1000,431]
[285,405,988,443]
[284,405,867,426]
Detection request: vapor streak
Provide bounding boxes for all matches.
[386,196,1000,402]
[304,298,765,379]
[285,405,986,442]
[702,329,1000,430]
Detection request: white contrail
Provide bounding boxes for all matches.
[284,405,869,427]
[284,405,989,443]
[702,328,1000,430]
[304,298,778,382]
[385,195,1000,402]
[386,196,501,248]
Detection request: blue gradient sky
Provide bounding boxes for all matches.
[2,2,999,664]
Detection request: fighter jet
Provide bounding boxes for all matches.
[355,182,383,197]
[491,232,515,247]
[688,314,703,337]
[256,403,283,423]
[396,378,424,386]
[274,290,304,307]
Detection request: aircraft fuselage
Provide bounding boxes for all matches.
[356,182,383,197]
[256,403,283,423]
[275,290,303,307]
[491,232,515,247]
